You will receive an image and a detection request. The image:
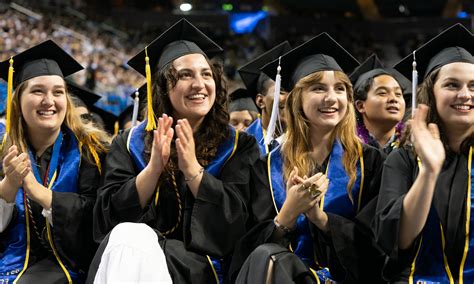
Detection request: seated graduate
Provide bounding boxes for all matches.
[238,42,292,154]
[374,23,474,283]
[230,32,387,283]
[0,40,109,283]
[228,88,259,131]
[88,19,260,283]
[349,54,411,154]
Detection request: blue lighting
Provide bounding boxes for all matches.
[457,11,469,18]
[230,11,267,34]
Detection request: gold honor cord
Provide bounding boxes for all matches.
[459,146,473,283]
[13,193,32,283]
[408,148,473,284]
[206,255,219,283]
[43,171,73,283]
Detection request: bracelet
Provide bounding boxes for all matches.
[273,216,295,234]
[184,167,204,182]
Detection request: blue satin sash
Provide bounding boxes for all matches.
[245,118,268,155]
[127,121,238,283]
[268,140,363,281]
[411,147,474,283]
[0,129,82,283]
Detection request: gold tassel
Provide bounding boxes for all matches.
[6,57,14,136]
[114,121,119,136]
[87,143,102,174]
[145,47,156,131]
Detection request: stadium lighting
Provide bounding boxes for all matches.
[180,3,192,12]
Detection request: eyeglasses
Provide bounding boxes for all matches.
[80,113,93,123]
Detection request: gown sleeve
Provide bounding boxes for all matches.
[51,154,103,272]
[0,198,14,233]
[183,131,260,257]
[373,147,422,280]
[93,130,154,243]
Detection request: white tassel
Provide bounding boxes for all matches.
[265,57,282,145]
[132,89,139,127]
[411,51,417,118]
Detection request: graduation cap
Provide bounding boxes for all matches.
[89,105,118,135]
[228,88,259,113]
[118,105,134,130]
[0,40,83,139]
[66,79,102,108]
[261,32,359,91]
[238,41,291,96]
[350,54,412,101]
[127,18,223,131]
[0,40,83,87]
[394,23,474,80]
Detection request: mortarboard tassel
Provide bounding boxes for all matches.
[114,121,119,136]
[264,56,282,145]
[145,47,157,131]
[132,89,139,127]
[2,57,14,146]
[412,51,417,117]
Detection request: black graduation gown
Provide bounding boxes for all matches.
[373,146,471,282]
[0,146,101,283]
[92,128,260,283]
[229,144,387,283]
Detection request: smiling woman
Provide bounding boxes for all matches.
[0,40,110,284]
[89,19,260,284]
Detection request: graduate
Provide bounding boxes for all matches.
[350,54,411,154]
[228,88,259,131]
[230,32,387,283]
[374,23,474,282]
[0,40,109,283]
[238,41,291,154]
[88,19,260,283]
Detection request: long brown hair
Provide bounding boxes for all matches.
[144,56,229,179]
[282,71,361,201]
[402,68,473,153]
[1,78,110,167]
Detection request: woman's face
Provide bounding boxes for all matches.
[20,75,67,136]
[357,74,405,126]
[168,53,216,123]
[230,110,255,131]
[433,62,474,131]
[301,71,348,131]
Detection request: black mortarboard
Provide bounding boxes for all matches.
[261,33,359,90]
[66,79,102,109]
[394,23,474,80]
[118,105,134,129]
[127,18,223,75]
[0,40,83,88]
[89,105,118,135]
[238,41,291,96]
[228,88,259,113]
[350,54,412,100]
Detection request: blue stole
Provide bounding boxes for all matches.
[127,121,238,284]
[267,140,363,281]
[0,129,82,283]
[245,118,268,156]
[410,147,474,283]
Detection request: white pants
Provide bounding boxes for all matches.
[93,222,173,284]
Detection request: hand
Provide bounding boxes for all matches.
[305,174,329,229]
[175,119,201,178]
[2,145,30,189]
[277,168,322,228]
[147,114,174,175]
[410,104,445,174]
[23,171,52,210]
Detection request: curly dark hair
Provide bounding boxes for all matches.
[401,68,473,154]
[143,56,230,180]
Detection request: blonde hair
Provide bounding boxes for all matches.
[282,71,361,202]
[1,78,111,168]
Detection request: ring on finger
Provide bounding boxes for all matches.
[298,184,308,191]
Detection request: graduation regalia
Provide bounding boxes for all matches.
[92,18,260,283]
[374,23,474,283]
[230,32,387,283]
[0,39,101,283]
